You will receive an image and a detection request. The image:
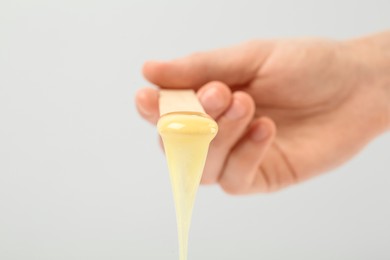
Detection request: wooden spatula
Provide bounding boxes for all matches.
[159,90,205,116]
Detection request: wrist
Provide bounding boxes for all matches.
[346,31,390,132]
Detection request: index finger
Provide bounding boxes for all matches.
[142,41,272,89]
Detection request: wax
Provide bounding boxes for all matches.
[158,112,218,260]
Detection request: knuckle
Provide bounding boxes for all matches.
[189,51,205,60]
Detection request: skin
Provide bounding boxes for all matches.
[136,31,390,195]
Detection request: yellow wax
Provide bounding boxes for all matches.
[157,112,218,260]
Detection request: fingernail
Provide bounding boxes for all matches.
[250,123,269,142]
[138,103,152,116]
[199,87,224,112]
[225,99,247,120]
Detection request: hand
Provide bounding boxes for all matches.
[136,35,390,194]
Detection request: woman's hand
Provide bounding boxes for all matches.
[136,33,390,194]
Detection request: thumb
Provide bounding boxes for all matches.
[142,41,273,89]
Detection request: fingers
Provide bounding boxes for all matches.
[136,83,278,195]
[135,88,159,124]
[135,81,232,125]
[201,91,256,184]
[218,117,276,195]
[143,41,272,89]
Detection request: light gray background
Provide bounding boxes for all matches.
[1,0,389,259]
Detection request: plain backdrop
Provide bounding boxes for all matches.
[1,1,390,259]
